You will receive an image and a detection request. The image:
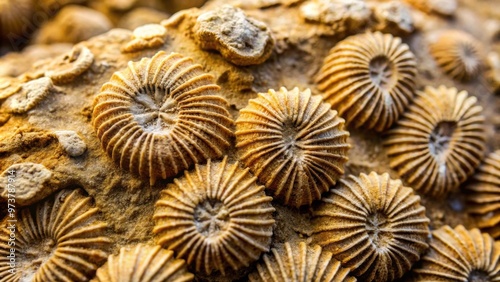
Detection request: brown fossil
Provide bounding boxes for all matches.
[236,87,350,207]
[45,45,95,84]
[0,189,111,281]
[92,244,194,282]
[248,242,356,282]
[465,150,500,239]
[7,76,54,114]
[385,85,486,197]
[313,172,430,282]
[316,31,417,131]
[153,157,275,275]
[413,225,500,281]
[92,51,234,184]
[121,24,167,53]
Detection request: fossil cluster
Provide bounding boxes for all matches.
[0,0,499,281]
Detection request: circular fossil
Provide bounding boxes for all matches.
[235,87,350,207]
[315,31,417,131]
[465,150,500,239]
[385,85,486,197]
[429,30,484,81]
[8,77,54,114]
[313,172,430,282]
[92,244,194,282]
[121,24,167,53]
[0,188,111,281]
[248,242,356,282]
[92,51,234,184]
[413,225,500,281]
[46,45,95,84]
[153,157,275,275]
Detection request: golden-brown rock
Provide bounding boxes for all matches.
[153,157,275,275]
[0,189,111,281]
[121,24,167,53]
[313,172,430,281]
[92,51,234,184]
[0,0,33,38]
[45,45,94,84]
[403,0,457,16]
[413,225,500,281]
[316,31,417,131]
[465,150,500,239]
[248,242,356,282]
[429,30,484,81]
[385,85,486,197]
[92,244,194,282]
[236,87,350,207]
[193,5,274,66]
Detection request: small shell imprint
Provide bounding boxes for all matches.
[313,172,430,282]
[46,45,95,84]
[8,77,54,113]
[92,51,234,184]
[466,150,500,239]
[153,157,275,275]
[92,244,194,282]
[385,85,486,197]
[121,24,167,53]
[0,189,111,281]
[413,225,500,281]
[248,242,356,282]
[236,87,350,207]
[316,31,417,131]
[0,162,52,206]
[429,30,484,81]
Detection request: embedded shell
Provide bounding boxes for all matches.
[385,85,486,197]
[316,31,417,131]
[413,225,500,281]
[7,77,54,114]
[429,30,484,81]
[248,242,356,282]
[92,51,234,184]
[92,244,194,282]
[235,87,350,207]
[0,162,52,206]
[0,189,111,281]
[121,24,167,53]
[313,172,430,281]
[45,45,95,84]
[153,157,275,275]
[465,150,500,239]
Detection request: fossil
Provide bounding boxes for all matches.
[236,87,350,207]
[153,157,275,275]
[385,85,486,197]
[7,77,54,114]
[121,24,167,53]
[92,51,234,184]
[313,172,430,281]
[403,0,457,16]
[45,45,95,84]
[316,31,417,131]
[0,162,52,206]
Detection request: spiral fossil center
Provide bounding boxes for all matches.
[282,120,303,159]
[369,55,396,90]
[366,212,392,248]
[131,87,178,133]
[429,121,457,160]
[194,199,230,238]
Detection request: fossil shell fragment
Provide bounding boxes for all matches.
[0,188,111,281]
[313,172,430,281]
[92,244,194,282]
[413,225,500,281]
[316,31,417,131]
[92,51,233,184]
[121,24,167,53]
[7,76,54,114]
[236,87,350,207]
[0,76,21,100]
[371,1,414,35]
[45,45,95,84]
[193,5,274,66]
[385,85,486,197]
[55,130,87,157]
[153,157,275,275]
[429,30,484,81]
[465,150,500,239]
[248,242,356,282]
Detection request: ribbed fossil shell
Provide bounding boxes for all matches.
[316,31,417,131]
[92,51,234,184]
[153,157,275,275]
[248,242,356,282]
[429,30,484,81]
[92,244,194,282]
[235,87,350,207]
[121,24,167,53]
[413,225,500,281]
[8,77,54,113]
[313,172,430,281]
[46,45,95,84]
[465,150,500,239]
[385,85,486,197]
[0,188,111,281]
[0,0,33,38]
